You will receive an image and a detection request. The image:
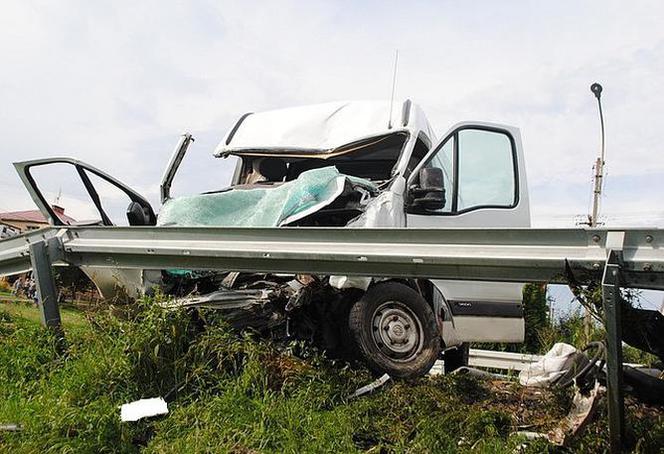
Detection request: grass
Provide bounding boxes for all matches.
[0,299,662,453]
[0,300,88,329]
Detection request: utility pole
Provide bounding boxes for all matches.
[583,83,606,339]
[587,84,626,452]
[589,82,605,227]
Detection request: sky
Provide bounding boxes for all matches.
[1,1,664,311]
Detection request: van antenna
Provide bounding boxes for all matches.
[387,49,399,129]
[588,82,605,227]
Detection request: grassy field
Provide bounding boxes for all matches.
[0,299,662,453]
[0,298,89,329]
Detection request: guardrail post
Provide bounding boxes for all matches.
[602,249,625,453]
[29,239,64,343]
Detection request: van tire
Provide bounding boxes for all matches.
[348,282,440,378]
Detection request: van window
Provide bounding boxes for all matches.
[456,129,516,211]
[414,128,516,214]
[29,163,101,223]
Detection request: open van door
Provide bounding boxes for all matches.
[405,122,530,344]
[14,157,155,227]
[13,158,157,300]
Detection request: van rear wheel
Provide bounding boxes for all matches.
[348,282,440,378]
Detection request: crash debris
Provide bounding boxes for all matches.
[348,373,391,399]
[120,397,169,422]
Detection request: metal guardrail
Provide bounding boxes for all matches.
[2,226,664,289]
[432,349,646,376]
[0,228,58,276]
[429,350,541,375]
[468,349,541,372]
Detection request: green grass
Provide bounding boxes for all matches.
[0,299,662,453]
[0,300,88,329]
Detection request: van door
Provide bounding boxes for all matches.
[14,158,155,227]
[405,122,530,343]
[13,158,157,300]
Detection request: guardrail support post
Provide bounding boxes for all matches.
[29,239,64,342]
[602,249,625,453]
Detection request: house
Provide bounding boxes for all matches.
[0,205,75,233]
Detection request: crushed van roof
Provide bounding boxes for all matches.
[214,100,434,157]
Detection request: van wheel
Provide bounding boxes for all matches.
[348,282,441,378]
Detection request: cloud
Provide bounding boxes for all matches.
[1,0,663,228]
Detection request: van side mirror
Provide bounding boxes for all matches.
[126,201,153,226]
[408,167,446,211]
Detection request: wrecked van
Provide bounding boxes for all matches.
[14,100,530,378]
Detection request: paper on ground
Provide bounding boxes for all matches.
[120,397,168,422]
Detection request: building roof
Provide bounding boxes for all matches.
[0,208,76,225]
[214,100,434,157]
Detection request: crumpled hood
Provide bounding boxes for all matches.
[157,166,377,228]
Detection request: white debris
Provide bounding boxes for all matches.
[349,373,391,399]
[120,397,168,422]
[518,343,579,387]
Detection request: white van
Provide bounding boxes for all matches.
[14,100,530,378]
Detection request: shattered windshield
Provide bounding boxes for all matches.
[158,166,377,228]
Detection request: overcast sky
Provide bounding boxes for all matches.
[2,0,664,311]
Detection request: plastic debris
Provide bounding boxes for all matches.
[120,397,168,422]
[519,343,584,387]
[349,373,391,399]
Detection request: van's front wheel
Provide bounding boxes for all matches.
[348,282,440,378]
